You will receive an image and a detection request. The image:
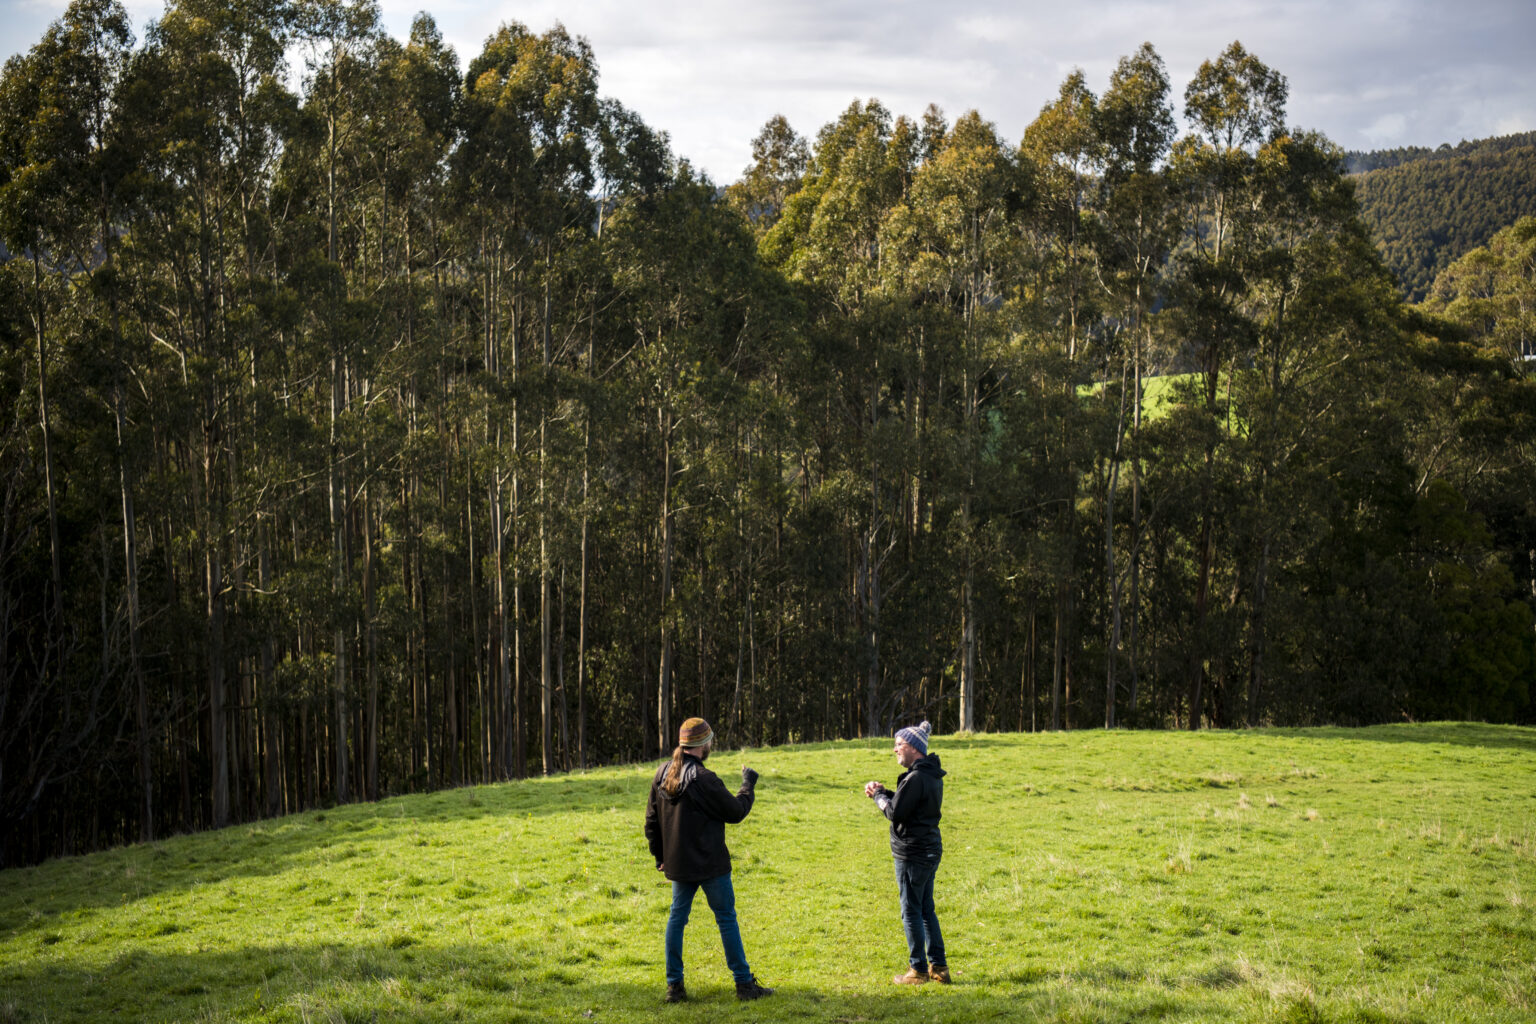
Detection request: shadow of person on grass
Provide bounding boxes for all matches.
[0,938,1094,1024]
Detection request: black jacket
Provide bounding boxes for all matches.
[644,753,755,882]
[873,753,944,858]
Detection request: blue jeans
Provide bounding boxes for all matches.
[665,872,752,985]
[895,853,945,971]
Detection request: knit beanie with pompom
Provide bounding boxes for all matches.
[895,720,931,755]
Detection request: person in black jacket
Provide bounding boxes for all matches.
[644,717,773,1003]
[864,720,950,985]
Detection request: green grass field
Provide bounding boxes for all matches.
[2,724,1533,1023]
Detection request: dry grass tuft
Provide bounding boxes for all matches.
[1265,975,1315,1004]
[1304,808,1319,821]
[1165,839,1195,874]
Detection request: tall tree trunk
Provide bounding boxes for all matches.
[103,218,153,837]
[1128,312,1145,721]
[206,500,229,826]
[1051,581,1065,731]
[959,307,978,733]
[364,472,379,801]
[557,566,570,771]
[30,251,65,634]
[863,372,883,738]
[657,405,676,754]
[510,275,526,779]
[1105,356,1131,729]
[329,355,349,804]
[259,522,280,818]
[540,267,554,775]
[960,567,976,732]
[577,421,590,770]
[1189,509,1214,731]
[1249,532,1269,727]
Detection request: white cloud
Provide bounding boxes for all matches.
[3,0,1532,180]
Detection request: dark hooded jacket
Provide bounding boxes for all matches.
[644,753,755,882]
[873,752,944,859]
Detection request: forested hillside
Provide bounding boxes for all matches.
[1349,131,1536,299]
[2,0,1533,867]
[1344,130,1536,173]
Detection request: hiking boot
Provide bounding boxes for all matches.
[664,981,687,1003]
[735,975,774,1000]
[893,967,930,985]
[929,964,951,984]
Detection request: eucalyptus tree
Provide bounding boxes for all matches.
[372,14,459,792]
[566,98,670,763]
[763,99,923,735]
[1418,217,1536,691]
[0,0,155,841]
[0,260,46,865]
[48,0,151,829]
[1424,217,1536,372]
[1023,71,1104,364]
[601,161,764,754]
[454,21,601,775]
[726,114,810,236]
[513,27,600,776]
[1164,41,1286,727]
[1225,131,1366,724]
[0,27,80,859]
[1022,71,1104,729]
[1092,42,1177,725]
[0,22,82,651]
[292,0,385,807]
[888,111,1025,731]
[131,0,296,823]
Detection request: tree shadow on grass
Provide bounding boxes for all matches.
[0,939,1222,1024]
[0,770,664,929]
[0,763,852,935]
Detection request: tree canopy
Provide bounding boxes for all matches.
[1,6,1531,867]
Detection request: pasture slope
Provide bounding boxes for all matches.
[1,724,1533,1023]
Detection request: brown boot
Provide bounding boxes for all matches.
[735,975,774,1001]
[929,964,951,984]
[664,981,687,1003]
[893,967,929,985]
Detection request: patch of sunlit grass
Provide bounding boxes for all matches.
[0,724,1532,1023]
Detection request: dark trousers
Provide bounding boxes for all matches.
[895,853,945,971]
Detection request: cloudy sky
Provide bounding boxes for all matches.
[4,0,1533,183]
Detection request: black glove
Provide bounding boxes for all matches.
[741,766,759,788]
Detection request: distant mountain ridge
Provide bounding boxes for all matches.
[1344,130,1536,174]
[1346,131,1536,300]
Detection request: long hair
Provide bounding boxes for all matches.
[662,746,688,796]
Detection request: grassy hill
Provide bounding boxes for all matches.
[1,725,1533,1023]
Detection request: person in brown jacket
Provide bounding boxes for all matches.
[644,717,773,1003]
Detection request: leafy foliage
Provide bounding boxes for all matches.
[1,11,1533,869]
[1350,132,1536,300]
